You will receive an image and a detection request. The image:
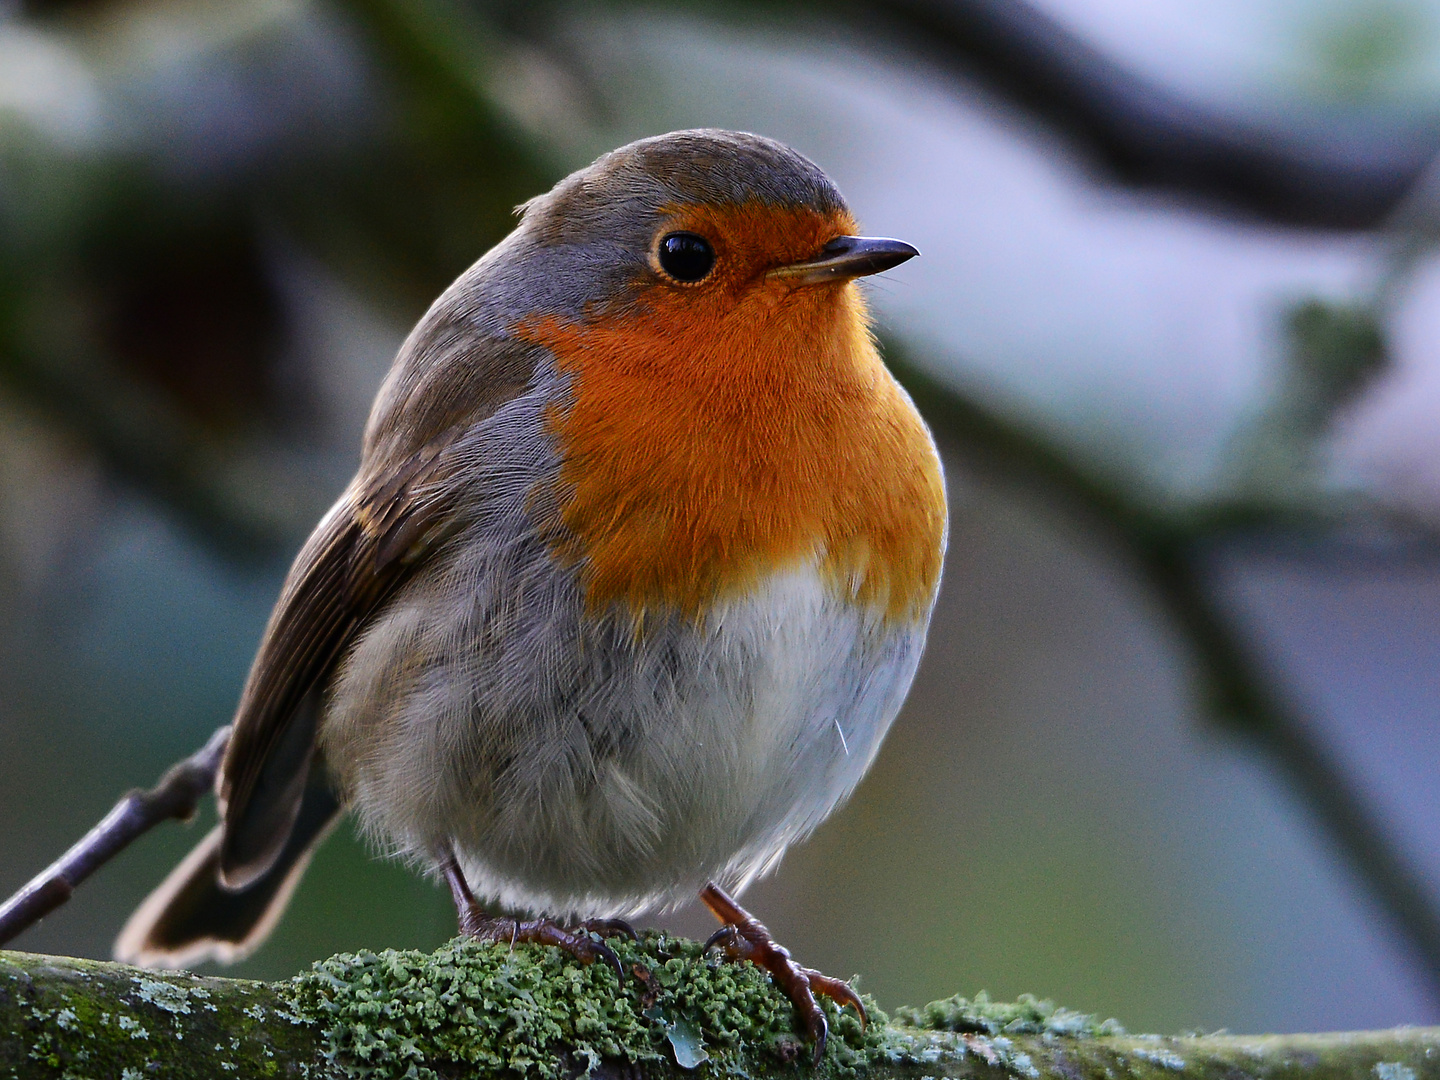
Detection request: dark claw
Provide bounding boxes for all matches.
[579,917,640,941]
[586,935,626,980]
[703,924,737,953]
[811,1022,829,1067]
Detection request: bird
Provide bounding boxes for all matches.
[115,128,947,1059]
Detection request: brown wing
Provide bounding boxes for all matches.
[216,440,457,890]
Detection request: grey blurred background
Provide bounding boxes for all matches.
[3,0,1440,1038]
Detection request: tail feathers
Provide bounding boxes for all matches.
[115,785,340,969]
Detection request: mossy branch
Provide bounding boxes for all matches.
[3,939,1437,1080]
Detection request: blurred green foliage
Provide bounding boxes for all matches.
[1304,0,1433,101]
[0,0,564,554]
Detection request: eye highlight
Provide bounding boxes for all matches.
[657,232,716,283]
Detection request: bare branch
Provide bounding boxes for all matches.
[0,726,231,947]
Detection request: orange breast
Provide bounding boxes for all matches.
[517,236,945,628]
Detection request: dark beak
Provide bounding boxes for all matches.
[768,235,919,286]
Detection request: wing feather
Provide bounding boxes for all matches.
[214,321,544,890]
[216,438,464,888]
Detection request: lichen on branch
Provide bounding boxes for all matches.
[2,938,1437,1080]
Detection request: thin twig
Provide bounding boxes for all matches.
[0,725,232,947]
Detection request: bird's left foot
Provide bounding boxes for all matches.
[700,882,866,1065]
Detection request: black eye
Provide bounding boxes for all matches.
[657,232,715,283]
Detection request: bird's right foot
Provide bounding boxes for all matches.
[442,857,626,977]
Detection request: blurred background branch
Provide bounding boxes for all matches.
[827,0,1440,227]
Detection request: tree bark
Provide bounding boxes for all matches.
[2,943,1437,1080]
[0,949,318,1078]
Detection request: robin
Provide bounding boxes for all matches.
[116,129,947,1059]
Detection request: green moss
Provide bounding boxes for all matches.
[2,942,1147,1080]
[274,934,1149,1080]
[279,932,887,1080]
[894,991,1124,1039]
[13,944,1440,1080]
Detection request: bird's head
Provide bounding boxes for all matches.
[511,129,915,336]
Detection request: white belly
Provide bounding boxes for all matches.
[323,554,928,918]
